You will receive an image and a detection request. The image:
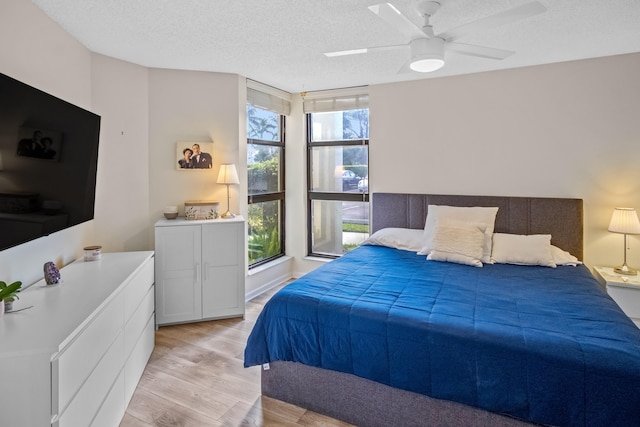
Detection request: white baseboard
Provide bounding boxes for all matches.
[246,272,291,301]
[246,256,293,301]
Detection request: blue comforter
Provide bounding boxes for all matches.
[244,246,640,426]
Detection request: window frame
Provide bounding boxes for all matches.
[247,111,286,269]
[306,113,369,259]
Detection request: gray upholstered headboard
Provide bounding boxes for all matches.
[371,193,584,260]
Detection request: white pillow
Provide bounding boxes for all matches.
[426,221,485,267]
[491,233,556,268]
[428,250,483,268]
[419,205,499,263]
[361,228,425,252]
[551,245,582,266]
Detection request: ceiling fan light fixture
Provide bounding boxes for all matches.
[409,37,444,72]
[410,57,444,72]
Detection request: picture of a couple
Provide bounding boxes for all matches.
[17,127,62,161]
[177,142,213,169]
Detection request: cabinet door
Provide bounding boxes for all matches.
[201,222,245,319]
[155,225,202,324]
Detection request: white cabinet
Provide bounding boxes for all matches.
[0,251,155,427]
[155,217,245,325]
[594,266,640,328]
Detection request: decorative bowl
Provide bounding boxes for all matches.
[164,212,178,220]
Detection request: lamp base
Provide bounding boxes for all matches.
[614,264,637,275]
[220,210,235,219]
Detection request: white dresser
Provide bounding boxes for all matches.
[0,251,155,427]
[154,217,245,325]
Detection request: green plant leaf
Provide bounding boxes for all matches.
[0,281,22,301]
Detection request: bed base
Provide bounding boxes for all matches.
[262,361,539,427]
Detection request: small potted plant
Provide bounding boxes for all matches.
[0,281,22,315]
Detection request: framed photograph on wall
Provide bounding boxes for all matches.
[16,127,63,161]
[176,141,214,170]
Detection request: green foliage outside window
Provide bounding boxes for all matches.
[248,155,279,194]
[248,201,281,264]
[248,151,281,264]
[247,104,284,266]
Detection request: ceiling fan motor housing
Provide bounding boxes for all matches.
[410,37,445,72]
[416,1,442,18]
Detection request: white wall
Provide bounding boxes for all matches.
[369,53,640,268]
[147,69,243,222]
[0,0,92,110]
[91,54,151,251]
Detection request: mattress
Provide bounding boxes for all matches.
[244,245,640,426]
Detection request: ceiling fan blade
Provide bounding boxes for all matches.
[368,3,425,40]
[397,58,415,74]
[447,42,514,60]
[438,1,547,42]
[325,44,407,57]
[325,48,368,57]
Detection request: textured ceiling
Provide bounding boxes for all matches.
[32,0,640,93]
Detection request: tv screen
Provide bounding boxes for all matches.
[0,72,100,251]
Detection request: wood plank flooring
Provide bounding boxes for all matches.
[120,283,353,427]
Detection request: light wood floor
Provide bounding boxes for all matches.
[120,283,353,427]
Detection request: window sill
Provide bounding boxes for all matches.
[248,255,292,276]
[302,256,334,264]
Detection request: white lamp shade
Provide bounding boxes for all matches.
[608,207,640,234]
[217,164,239,185]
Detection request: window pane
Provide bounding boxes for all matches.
[247,105,281,142]
[310,109,369,142]
[310,146,368,193]
[311,200,369,255]
[248,200,282,264]
[248,144,281,195]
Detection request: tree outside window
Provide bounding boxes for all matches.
[247,105,285,266]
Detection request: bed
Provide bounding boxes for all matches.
[244,193,640,427]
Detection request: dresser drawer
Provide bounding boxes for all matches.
[124,257,154,322]
[125,316,155,404]
[91,371,126,427]
[57,331,125,427]
[54,292,125,415]
[125,285,154,358]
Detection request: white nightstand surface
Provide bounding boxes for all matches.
[593,266,640,289]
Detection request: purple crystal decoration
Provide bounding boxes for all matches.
[44,261,61,285]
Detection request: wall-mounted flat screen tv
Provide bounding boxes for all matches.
[0,72,101,251]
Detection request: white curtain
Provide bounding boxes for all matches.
[246,79,291,115]
[302,86,369,113]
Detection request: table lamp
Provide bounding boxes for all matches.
[608,207,640,275]
[217,163,239,218]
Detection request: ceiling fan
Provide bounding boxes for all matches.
[325,0,547,73]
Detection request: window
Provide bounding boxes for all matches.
[305,88,369,257]
[247,81,289,268]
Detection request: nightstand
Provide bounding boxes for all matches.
[593,266,640,328]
